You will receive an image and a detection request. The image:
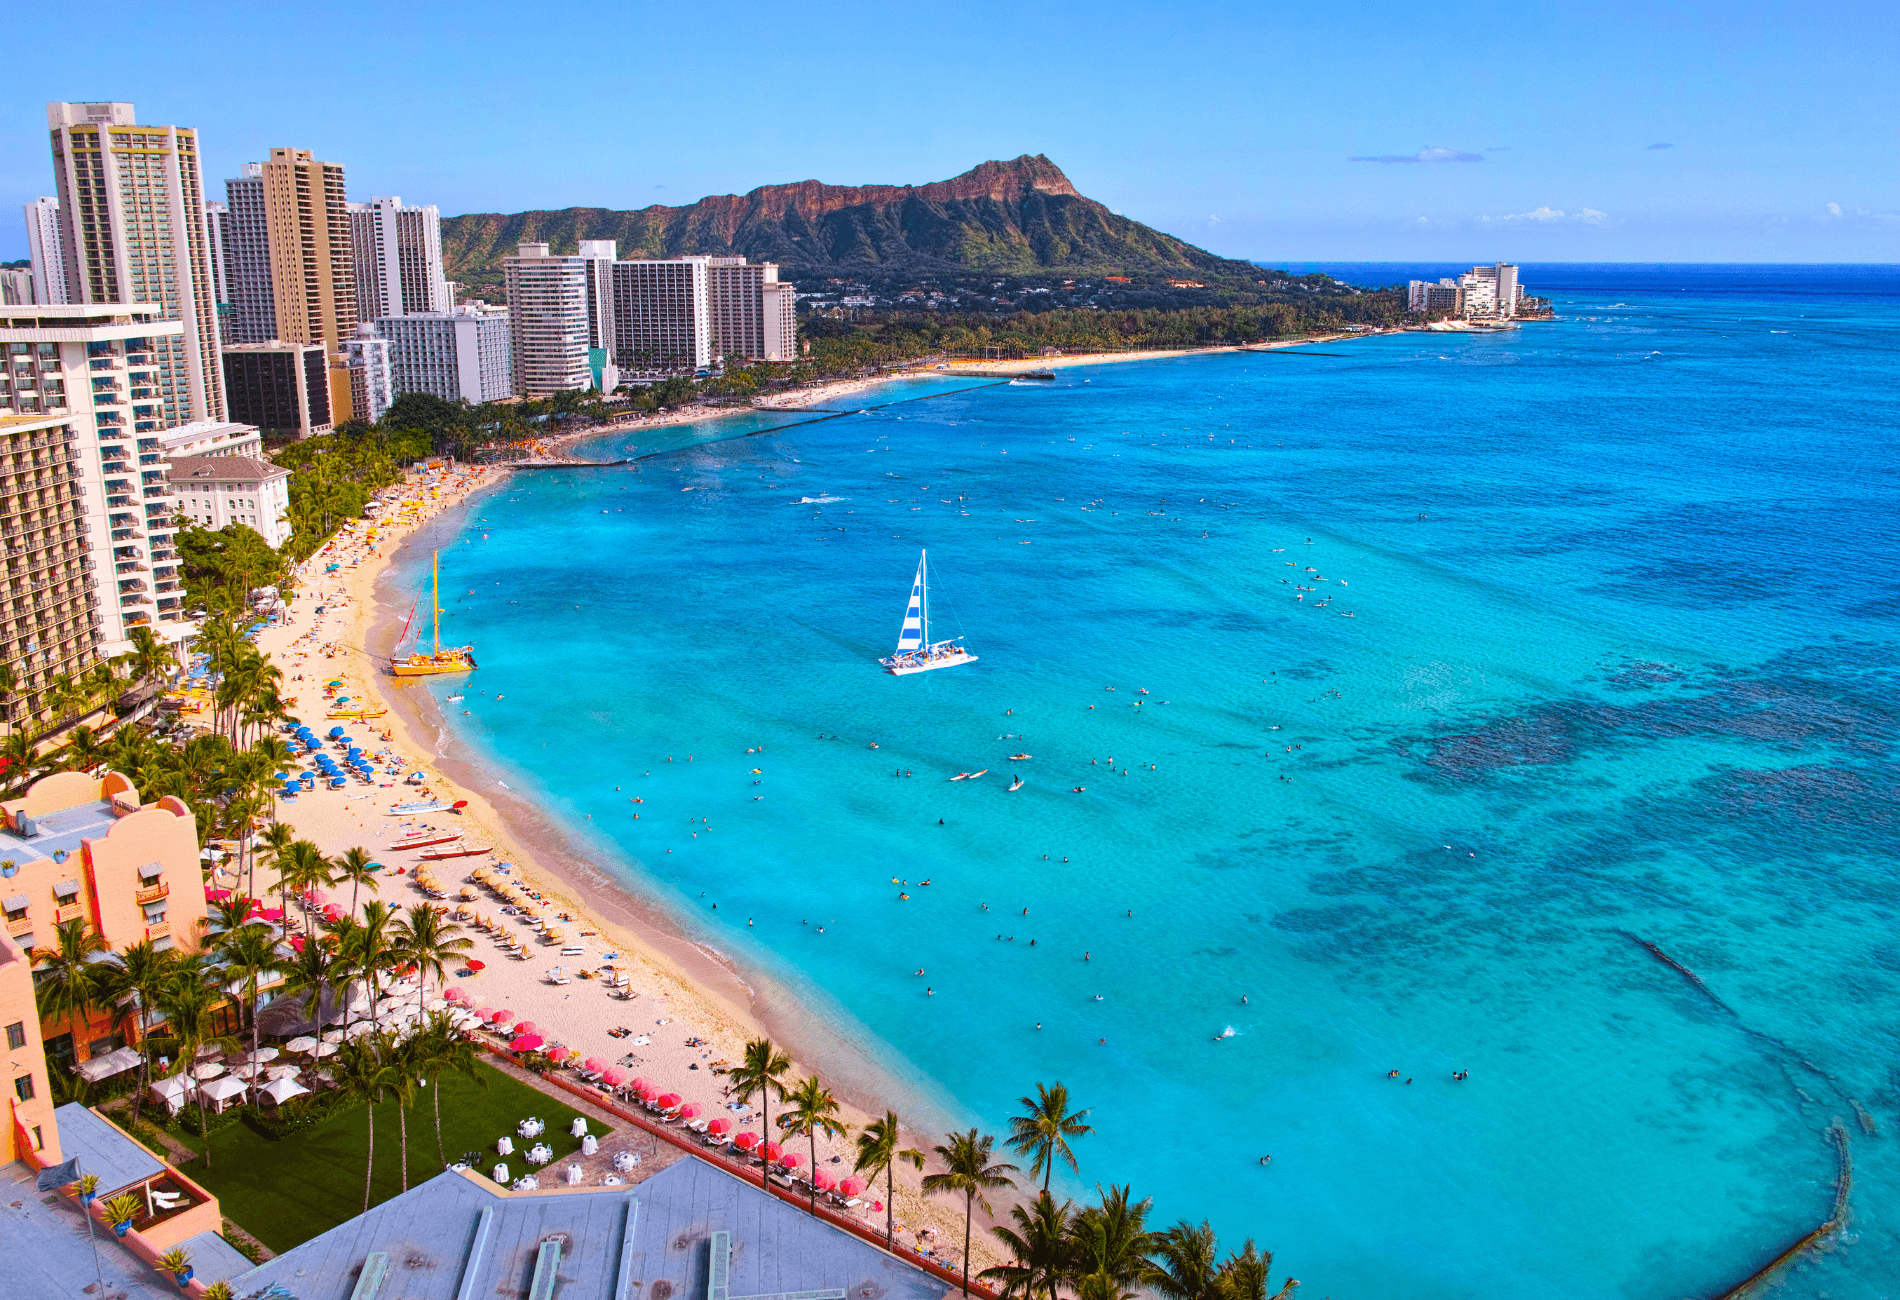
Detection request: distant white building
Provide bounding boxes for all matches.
[167,454,293,546]
[340,323,394,423]
[349,196,450,319]
[377,305,513,405]
[502,242,610,397]
[22,197,67,304]
[0,269,31,306]
[1458,273,1498,318]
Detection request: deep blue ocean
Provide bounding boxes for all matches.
[383,266,1900,1298]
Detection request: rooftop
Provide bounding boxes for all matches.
[0,796,117,867]
[233,1156,949,1300]
[167,455,288,485]
[52,1102,164,1196]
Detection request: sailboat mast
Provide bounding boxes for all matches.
[920,549,929,647]
[432,550,442,654]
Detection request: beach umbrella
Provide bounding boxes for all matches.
[443,987,465,1003]
[629,1077,653,1092]
[657,1092,682,1110]
[232,1047,280,1065]
[205,888,232,903]
[311,1042,340,1059]
[192,1062,226,1080]
[811,1169,835,1191]
[762,1140,783,1161]
[284,1036,318,1053]
[706,1118,731,1135]
[266,1064,301,1080]
[583,1057,607,1074]
[547,1046,571,1063]
[838,1176,867,1197]
[677,1103,701,1120]
[733,1132,760,1151]
[328,726,345,738]
[515,1021,537,1035]
[321,1029,345,1044]
[509,1034,544,1052]
[780,1153,801,1170]
[601,1068,626,1087]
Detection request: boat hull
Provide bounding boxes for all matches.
[885,650,978,676]
[391,651,475,677]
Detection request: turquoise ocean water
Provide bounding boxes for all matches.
[384,267,1900,1297]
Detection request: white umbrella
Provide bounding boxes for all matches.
[192,1062,227,1080]
[232,1047,280,1065]
[345,1020,379,1038]
[194,1043,221,1058]
[425,998,449,1012]
[267,1064,302,1080]
[321,1029,346,1043]
[232,1064,270,1081]
[285,1036,319,1053]
[312,1042,339,1058]
[260,1076,310,1104]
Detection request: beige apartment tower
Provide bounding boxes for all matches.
[45,102,224,426]
[261,148,356,423]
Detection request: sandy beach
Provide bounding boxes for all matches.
[242,460,993,1272]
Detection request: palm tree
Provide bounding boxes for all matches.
[280,933,339,1033]
[122,625,173,696]
[279,840,333,934]
[728,1038,792,1164]
[2,726,40,793]
[391,903,472,1011]
[216,923,286,1073]
[783,1075,848,1214]
[1148,1220,1223,1300]
[331,847,379,920]
[380,1034,424,1193]
[980,1191,1074,1300]
[151,959,238,1165]
[100,938,177,1131]
[257,821,295,909]
[412,1014,485,1167]
[1008,1082,1093,1193]
[337,900,398,1025]
[854,1110,924,1248]
[331,1032,394,1211]
[65,725,105,775]
[922,1130,1018,1296]
[1213,1241,1297,1300]
[32,918,108,1041]
[1066,1186,1154,1300]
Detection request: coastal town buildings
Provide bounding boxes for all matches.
[377,304,513,404]
[22,197,67,305]
[221,339,333,439]
[219,162,276,343]
[501,242,600,396]
[349,195,450,319]
[258,147,357,421]
[707,257,798,362]
[168,454,292,544]
[45,102,225,426]
[202,199,231,341]
[0,270,31,306]
[339,321,394,422]
[612,255,712,375]
[1459,273,1499,318]
[156,417,262,459]
[1407,264,1529,320]
[0,302,194,656]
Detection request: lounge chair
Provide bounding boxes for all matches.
[149,1190,185,1211]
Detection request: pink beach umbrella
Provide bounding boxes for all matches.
[509,1034,545,1052]
[289,936,306,952]
[259,908,285,923]
[583,1057,607,1073]
[443,988,464,1003]
[515,1021,537,1035]
[629,1077,653,1092]
[762,1141,783,1162]
[732,1132,760,1151]
[656,1092,682,1110]
[677,1103,700,1120]
[600,1068,626,1087]
[205,888,232,903]
[304,888,328,906]
[780,1152,801,1170]
[492,1010,515,1026]
[838,1176,867,1197]
[811,1169,835,1191]
[546,1046,571,1063]
[706,1118,731,1135]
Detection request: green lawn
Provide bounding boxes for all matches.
[183,1063,606,1252]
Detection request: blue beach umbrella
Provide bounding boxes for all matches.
[328,726,345,738]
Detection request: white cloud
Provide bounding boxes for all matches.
[1208,214,1222,224]
[1503,206,1567,222]
[1349,145,1484,164]
[1826,202,1843,216]
[1577,208,1609,225]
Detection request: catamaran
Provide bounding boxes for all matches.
[880,550,977,675]
[391,550,476,677]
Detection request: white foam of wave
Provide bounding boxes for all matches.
[795,495,846,504]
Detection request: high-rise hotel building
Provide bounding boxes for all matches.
[45,103,224,426]
[22,197,67,305]
[260,148,357,422]
[501,242,617,397]
[221,162,276,343]
[707,258,798,362]
[612,256,712,375]
[349,196,450,320]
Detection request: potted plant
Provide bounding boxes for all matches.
[72,1173,99,1206]
[201,1284,235,1300]
[156,1245,193,1288]
[100,1192,142,1237]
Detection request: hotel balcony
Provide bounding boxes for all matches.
[135,881,169,906]
[55,901,86,923]
[5,915,31,939]
[89,357,123,372]
[144,920,170,942]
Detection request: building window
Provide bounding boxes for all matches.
[3,1021,23,1050]
[13,1075,32,1102]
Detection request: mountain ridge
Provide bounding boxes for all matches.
[439,155,1272,294]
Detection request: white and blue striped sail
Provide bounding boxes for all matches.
[894,551,928,653]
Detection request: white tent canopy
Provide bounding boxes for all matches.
[75,1046,142,1082]
[259,1076,310,1104]
[197,1075,248,1111]
[149,1074,192,1115]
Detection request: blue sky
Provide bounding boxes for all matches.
[3,0,1896,264]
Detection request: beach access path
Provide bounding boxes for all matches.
[240,458,1000,1274]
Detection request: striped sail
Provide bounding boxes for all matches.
[895,551,927,652]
